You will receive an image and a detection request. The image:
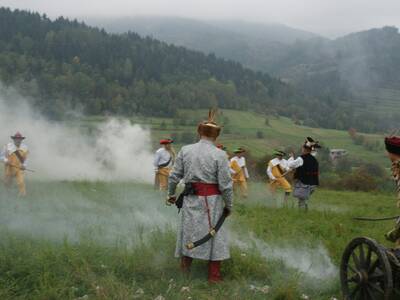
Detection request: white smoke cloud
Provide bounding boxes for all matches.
[0,181,177,245]
[0,85,154,182]
[233,232,338,283]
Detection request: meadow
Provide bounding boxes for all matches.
[0,109,394,299]
[74,109,387,165]
[0,179,398,300]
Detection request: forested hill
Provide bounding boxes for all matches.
[90,16,400,132]
[0,8,397,133]
[86,16,320,77]
[0,7,299,120]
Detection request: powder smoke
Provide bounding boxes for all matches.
[0,86,154,182]
[233,232,338,283]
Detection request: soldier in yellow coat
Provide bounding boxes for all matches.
[153,139,175,191]
[217,144,241,178]
[2,132,29,197]
[267,150,292,205]
[230,147,249,199]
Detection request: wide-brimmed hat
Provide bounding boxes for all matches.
[197,109,221,139]
[11,132,25,140]
[160,139,173,145]
[385,136,400,155]
[233,147,245,154]
[303,137,321,150]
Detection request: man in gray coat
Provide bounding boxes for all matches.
[167,110,233,283]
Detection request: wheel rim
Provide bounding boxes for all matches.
[340,237,393,300]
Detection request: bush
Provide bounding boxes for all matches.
[353,135,365,145]
[358,163,386,178]
[335,157,353,175]
[333,170,378,192]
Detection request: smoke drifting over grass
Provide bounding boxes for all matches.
[233,232,338,284]
[0,86,154,182]
[0,182,176,245]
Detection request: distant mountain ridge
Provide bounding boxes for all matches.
[88,17,400,91]
[86,16,321,72]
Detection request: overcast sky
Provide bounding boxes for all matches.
[1,0,399,37]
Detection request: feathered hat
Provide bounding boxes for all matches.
[197,108,221,138]
[303,137,321,151]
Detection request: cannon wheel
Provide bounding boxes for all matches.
[340,237,393,300]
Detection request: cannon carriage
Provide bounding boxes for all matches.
[340,236,400,299]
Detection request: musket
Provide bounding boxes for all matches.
[353,215,400,222]
[7,163,35,173]
[270,170,291,182]
[154,171,160,190]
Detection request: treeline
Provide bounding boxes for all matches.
[0,8,395,133]
[0,7,295,120]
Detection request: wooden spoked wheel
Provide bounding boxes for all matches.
[340,237,393,300]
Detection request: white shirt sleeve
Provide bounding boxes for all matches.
[280,159,290,172]
[21,144,28,167]
[2,144,10,163]
[244,167,249,179]
[235,157,245,168]
[241,157,250,178]
[267,164,276,180]
[153,150,161,171]
[22,157,28,167]
[287,156,304,169]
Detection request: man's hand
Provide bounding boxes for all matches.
[166,196,176,206]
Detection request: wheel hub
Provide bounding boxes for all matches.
[355,270,369,284]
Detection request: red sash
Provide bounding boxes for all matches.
[192,183,221,196]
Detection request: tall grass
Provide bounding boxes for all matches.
[0,180,397,299]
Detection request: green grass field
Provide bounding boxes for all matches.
[74,109,387,166]
[1,111,392,299]
[351,88,400,116]
[0,179,398,299]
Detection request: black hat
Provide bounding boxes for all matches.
[304,137,321,150]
